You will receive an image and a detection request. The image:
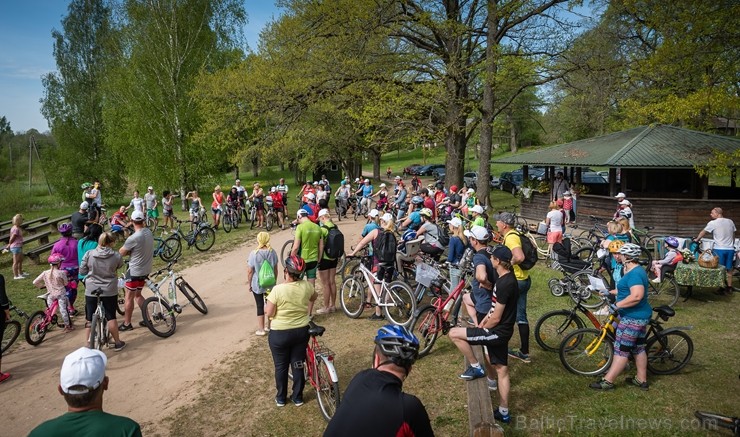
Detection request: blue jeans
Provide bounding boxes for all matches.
[516,277,531,324]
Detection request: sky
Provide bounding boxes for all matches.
[0,1,280,133]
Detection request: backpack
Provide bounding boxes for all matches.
[434,224,449,247]
[257,251,276,289]
[514,231,538,270]
[324,225,345,259]
[375,230,397,265]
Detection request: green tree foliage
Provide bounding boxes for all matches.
[40,0,125,202]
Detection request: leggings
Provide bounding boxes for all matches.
[48,294,71,326]
[252,291,266,316]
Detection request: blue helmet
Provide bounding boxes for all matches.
[375,325,420,368]
[664,236,679,248]
[411,196,424,205]
[402,229,418,242]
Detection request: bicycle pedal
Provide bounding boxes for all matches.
[173,304,182,314]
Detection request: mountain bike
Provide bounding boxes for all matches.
[145,214,159,233]
[340,256,416,326]
[2,301,32,354]
[247,199,258,229]
[280,224,298,267]
[25,293,68,346]
[354,195,370,221]
[694,411,740,436]
[559,305,693,376]
[153,234,180,262]
[222,203,240,233]
[87,289,111,350]
[534,293,607,352]
[264,203,276,231]
[140,259,208,338]
[287,321,341,421]
[164,218,216,257]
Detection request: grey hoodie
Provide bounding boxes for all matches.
[80,246,124,297]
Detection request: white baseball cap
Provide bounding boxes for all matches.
[380,183,386,188]
[131,210,145,222]
[615,192,626,199]
[446,217,463,228]
[471,205,484,214]
[364,179,370,183]
[306,192,316,200]
[147,186,153,190]
[354,178,360,182]
[619,199,631,206]
[318,209,330,218]
[60,347,107,395]
[380,213,394,223]
[368,209,379,218]
[467,188,475,194]
[464,225,490,242]
[394,176,401,180]
[80,201,89,210]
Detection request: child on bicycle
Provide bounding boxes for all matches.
[651,236,683,283]
[32,253,74,332]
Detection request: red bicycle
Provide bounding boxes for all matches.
[409,248,475,358]
[26,293,69,346]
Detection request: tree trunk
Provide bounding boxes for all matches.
[508,108,518,153]
[372,149,381,180]
[477,0,497,208]
[251,156,259,177]
[234,165,240,180]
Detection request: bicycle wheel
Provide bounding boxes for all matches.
[280,240,294,267]
[574,246,597,263]
[116,287,125,316]
[516,214,528,230]
[146,216,158,233]
[534,310,586,352]
[383,281,415,327]
[569,271,606,309]
[1,320,21,355]
[315,357,341,421]
[89,313,109,350]
[646,330,693,375]
[410,305,441,358]
[266,213,274,231]
[161,236,182,262]
[178,280,208,314]
[250,208,256,229]
[194,227,215,251]
[647,277,680,308]
[340,258,361,281]
[142,296,177,338]
[222,212,232,233]
[232,211,240,228]
[25,311,48,346]
[340,276,365,318]
[559,328,613,376]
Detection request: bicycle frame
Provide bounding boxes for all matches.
[355,261,399,309]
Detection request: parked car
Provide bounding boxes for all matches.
[581,172,608,184]
[498,169,544,195]
[463,171,500,190]
[417,164,445,176]
[403,163,422,175]
[432,167,446,180]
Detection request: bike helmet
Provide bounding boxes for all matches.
[664,236,679,248]
[284,255,306,276]
[450,185,458,192]
[375,325,420,368]
[618,243,642,259]
[607,239,625,253]
[402,229,418,242]
[80,182,92,189]
[419,208,433,218]
[411,196,424,205]
[58,222,72,235]
[48,253,65,264]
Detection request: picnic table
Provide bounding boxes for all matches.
[674,262,727,301]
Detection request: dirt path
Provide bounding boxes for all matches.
[3,215,367,437]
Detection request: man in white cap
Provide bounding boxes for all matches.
[617,199,635,229]
[28,347,141,436]
[471,204,486,228]
[118,210,153,331]
[613,192,631,220]
[144,186,159,229]
[71,202,90,240]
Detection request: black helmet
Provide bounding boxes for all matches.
[284,255,306,276]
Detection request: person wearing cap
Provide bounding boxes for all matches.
[616,199,635,229]
[552,171,569,201]
[463,188,478,217]
[495,212,532,363]
[269,187,286,229]
[126,190,145,215]
[300,192,321,223]
[470,205,486,228]
[393,175,402,194]
[291,209,324,313]
[347,213,397,320]
[144,186,159,230]
[447,216,468,286]
[457,226,495,333]
[316,209,340,314]
[0,274,12,383]
[28,347,142,436]
[612,192,630,220]
[361,209,381,238]
[71,202,90,240]
[334,180,351,218]
[562,191,574,223]
[80,231,126,351]
[450,244,519,424]
[439,185,462,218]
[118,210,154,331]
[415,208,444,258]
[372,183,389,212]
[33,253,75,332]
[355,179,374,213]
[419,188,436,220]
[276,178,289,216]
[392,180,408,221]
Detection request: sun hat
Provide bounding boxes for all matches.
[364,179,370,183]
[471,205,484,214]
[446,217,463,228]
[464,225,490,242]
[380,213,394,223]
[619,199,631,206]
[493,212,516,226]
[80,201,89,210]
[147,186,153,190]
[60,347,107,395]
[368,209,379,218]
[380,183,386,188]
[467,188,475,194]
[615,192,626,199]
[307,192,316,200]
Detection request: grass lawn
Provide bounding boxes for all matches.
[163,264,738,437]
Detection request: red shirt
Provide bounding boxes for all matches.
[423,197,436,219]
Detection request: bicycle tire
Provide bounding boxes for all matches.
[410,305,441,358]
[280,240,294,267]
[335,204,342,221]
[548,278,565,297]
[340,258,361,281]
[161,236,182,262]
[142,296,177,338]
[266,213,274,231]
[646,330,693,375]
[222,212,232,233]
[534,310,586,352]
[231,210,239,229]
[89,312,109,350]
[315,357,341,422]
[637,246,653,272]
[383,281,415,327]
[178,280,208,314]
[116,287,125,316]
[146,216,158,233]
[647,277,680,308]
[25,311,47,346]
[559,328,613,376]
[1,320,21,355]
[569,271,606,309]
[574,246,597,263]
[354,203,360,221]
[194,227,215,252]
[339,276,365,318]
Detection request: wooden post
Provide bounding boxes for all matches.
[465,347,505,437]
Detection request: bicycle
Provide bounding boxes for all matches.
[87,289,112,350]
[287,321,341,421]
[264,202,276,231]
[280,224,298,267]
[246,199,258,229]
[534,293,607,352]
[694,411,740,436]
[354,195,370,221]
[409,248,477,358]
[145,214,159,233]
[25,293,69,346]
[153,233,180,262]
[2,301,34,354]
[222,203,240,233]
[559,304,693,376]
[339,256,416,326]
[164,218,216,257]
[140,259,208,338]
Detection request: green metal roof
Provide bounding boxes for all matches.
[492,124,740,168]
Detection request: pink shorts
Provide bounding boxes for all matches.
[547,231,563,244]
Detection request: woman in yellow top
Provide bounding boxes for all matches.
[265,255,318,407]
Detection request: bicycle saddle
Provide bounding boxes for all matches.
[653,306,675,321]
[308,321,325,337]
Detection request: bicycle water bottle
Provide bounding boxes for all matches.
[168,285,176,301]
[442,299,453,315]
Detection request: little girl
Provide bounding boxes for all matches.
[32,253,74,332]
[5,214,26,280]
[562,191,574,223]
[651,236,683,283]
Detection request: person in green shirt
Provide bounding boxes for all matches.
[29,347,142,437]
[291,210,324,311]
[471,205,486,228]
[316,209,341,315]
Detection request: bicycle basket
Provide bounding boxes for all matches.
[415,263,440,287]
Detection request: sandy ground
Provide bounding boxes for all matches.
[3,214,368,437]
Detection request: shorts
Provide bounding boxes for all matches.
[318,257,339,271]
[372,263,395,283]
[85,295,118,322]
[714,249,735,270]
[547,230,563,244]
[305,261,318,279]
[163,208,173,217]
[9,247,22,255]
[613,317,648,358]
[465,327,510,365]
[147,208,159,219]
[211,207,222,214]
[125,275,147,291]
[273,206,285,215]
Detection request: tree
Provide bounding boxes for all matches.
[0,116,13,179]
[40,0,125,201]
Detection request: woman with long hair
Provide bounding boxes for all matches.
[247,232,278,336]
[6,214,26,279]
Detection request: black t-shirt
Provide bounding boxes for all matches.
[71,211,88,233]
[489,272,519,339]
[324,368,434,437]
[448,193,461,207]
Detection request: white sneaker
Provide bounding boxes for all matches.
[316,308,331,315]
[13,276,24,280]
[651,278,661,284]
[255,330,266,336]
